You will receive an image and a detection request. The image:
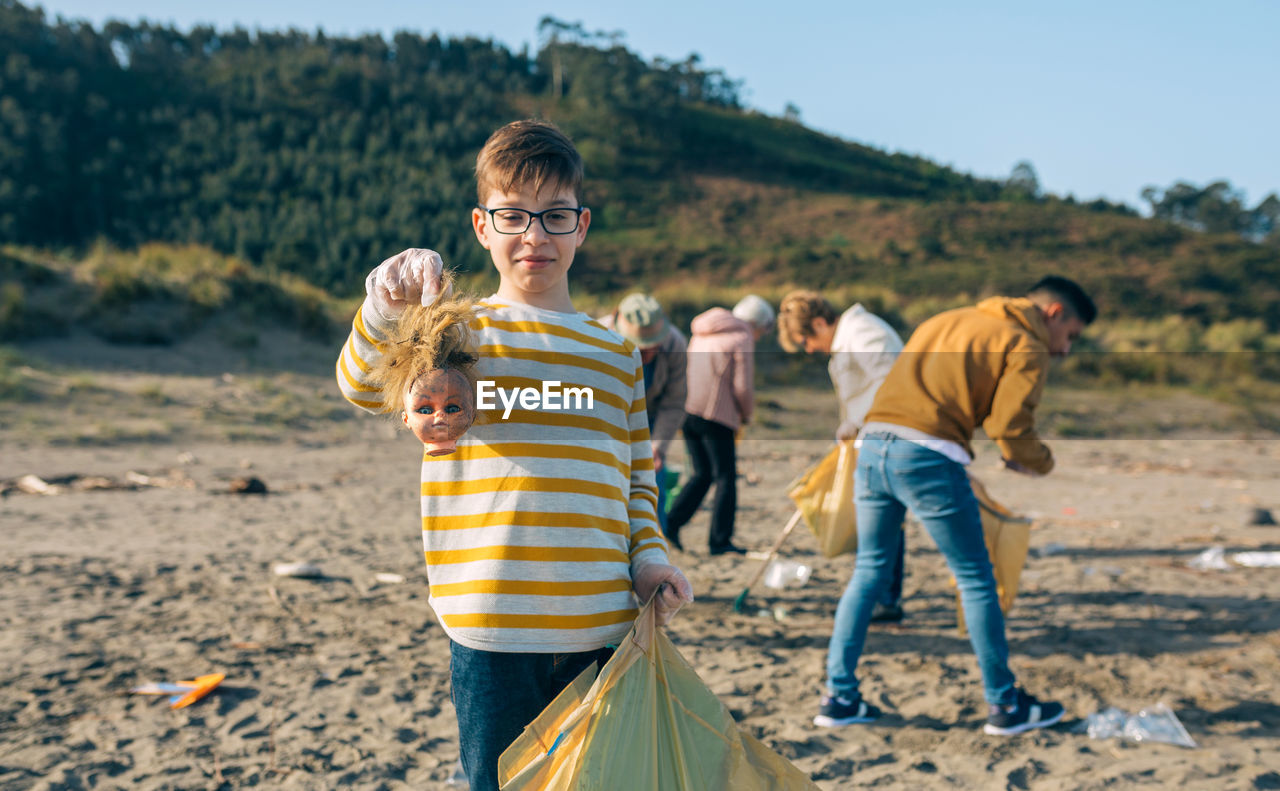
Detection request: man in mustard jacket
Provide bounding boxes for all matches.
[814,275,1095,736]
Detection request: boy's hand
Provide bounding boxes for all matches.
[366,248,445,320]
[633,563,694,626]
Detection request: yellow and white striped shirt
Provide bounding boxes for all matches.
[337,295,669,652]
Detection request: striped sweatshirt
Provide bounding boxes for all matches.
[337,294,670,653]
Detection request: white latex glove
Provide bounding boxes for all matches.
[365,248,445,321]
[633,563,694,626]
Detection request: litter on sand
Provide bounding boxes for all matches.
[1186,547,1280,570]
[130,673,226,710]
[1187,546,1230,570]
[273,561,324,578]
[762,560,811,589]
[1231,551,1280,568]
[1076,703,1197,748]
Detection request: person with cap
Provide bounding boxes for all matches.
[665,295,775,555]
[599,294,688,531]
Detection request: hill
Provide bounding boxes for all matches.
[1,1,1278,333]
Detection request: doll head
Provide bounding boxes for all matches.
[368,285,479,455]
[401,366,476,455]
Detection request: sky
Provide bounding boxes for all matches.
[32,0,1280,211]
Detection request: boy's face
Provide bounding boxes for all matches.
[1043,303,1086,357]
[472,184,589,309]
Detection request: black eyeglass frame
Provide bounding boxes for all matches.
[477,204,586,235]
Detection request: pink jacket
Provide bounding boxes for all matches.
[683,308,755,431]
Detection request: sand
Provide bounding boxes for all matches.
[3,332,1280,790]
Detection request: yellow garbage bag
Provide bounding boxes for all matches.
[953,474,1033,635]
[497,598,820,791]
[787,441,859,558]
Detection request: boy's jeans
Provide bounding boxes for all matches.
[825,434,1017,706]
[450,641,613,791]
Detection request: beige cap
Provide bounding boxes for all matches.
[614,293,671,350]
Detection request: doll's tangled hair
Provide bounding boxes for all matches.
[367,284,479,415]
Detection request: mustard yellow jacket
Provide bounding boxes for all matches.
[863,296,1054,474]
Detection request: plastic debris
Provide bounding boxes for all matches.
[762,560,811,589]
[229,477,268,494]
[1039,542,1068,557]
[374,572,406,584]
[1078,703,1197,748]
[16,475,56,495]
[131,673,225,710]
[1246,508,1277,526]
[1232,551,1280,568]
[273,562,323,578]
[1187,546,1230,570]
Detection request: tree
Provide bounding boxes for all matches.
[1005,160,1040,200]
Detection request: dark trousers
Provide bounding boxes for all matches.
[667,414,738,550]
[450,642,612,791]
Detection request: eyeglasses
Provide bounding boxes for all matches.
[478,205,584,235]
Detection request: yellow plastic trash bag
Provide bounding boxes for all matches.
[787,441,859,558]
[497,598,820,791]
[953,474,1033,635]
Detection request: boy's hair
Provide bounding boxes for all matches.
[1027,276,1097,324]
[777,290,839,352]
[475,119,584,204]
[367,277,479,416]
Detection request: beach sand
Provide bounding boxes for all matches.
[3,332,1279,789]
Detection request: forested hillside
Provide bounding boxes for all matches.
[2,1,1278,329]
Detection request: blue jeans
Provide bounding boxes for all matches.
[450,642,613,791]
[825,435,1017,706]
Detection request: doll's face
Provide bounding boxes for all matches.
[402,368,476,445]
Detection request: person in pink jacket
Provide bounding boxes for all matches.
[665,295,775,554]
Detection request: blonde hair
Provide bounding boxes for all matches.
[475,119,584,204]
[777,290,839,353]
[367,281,479,415]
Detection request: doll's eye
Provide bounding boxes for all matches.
[445,404,462,414]
[416,405,433,414]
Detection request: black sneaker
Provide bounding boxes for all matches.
[983,689,1065,735]
[813,694,882,727]
[708,543,747,556]
[870,602,904,623]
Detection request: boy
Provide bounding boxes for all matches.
[335,119,693,790]
[777,291,906,620]
[814,276,1095,736]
